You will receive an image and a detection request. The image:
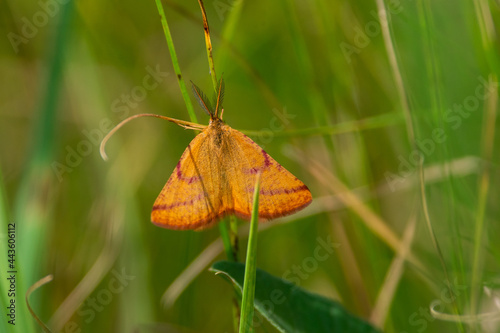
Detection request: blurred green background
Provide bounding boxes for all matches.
[1,0,499,332]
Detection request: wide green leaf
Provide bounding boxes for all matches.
[211,261,381,333]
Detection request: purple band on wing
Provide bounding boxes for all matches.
[152,193,205,211]
[176,160,200,183]
[259,185,309,195]
[263,149,271,167]
[243,148,274,174]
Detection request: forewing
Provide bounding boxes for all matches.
[151,130,223,230]
[224,127,312,220]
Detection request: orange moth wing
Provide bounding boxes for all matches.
[151,119,312,230]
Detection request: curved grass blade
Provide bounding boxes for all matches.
[26,275,54,333]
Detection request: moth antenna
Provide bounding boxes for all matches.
[100,113,206,161]
[214,74,225,118]
[191,81,213,116]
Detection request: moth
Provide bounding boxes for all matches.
[101,78,312,230]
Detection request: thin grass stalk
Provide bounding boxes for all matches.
[416,3,465,330]
[370,214,417,327]
[219,221,236,261]
[163,0,282,109]
[197,0,218,92]
[374,0,414,142]
[154,0,198,123]
[216,0,244,71]
[239,173,261,333]
[229,215,239,261]
[470,75,498,319]
[282,0,334,152]
[473,0,500,75]
[241,112,404,138]
[470,0,500,320]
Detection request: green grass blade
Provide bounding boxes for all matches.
[470,76,498,316]
[239,173,262,333]
[154,0,198,123]
[12,2,75,332]
[470,0,500,319]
